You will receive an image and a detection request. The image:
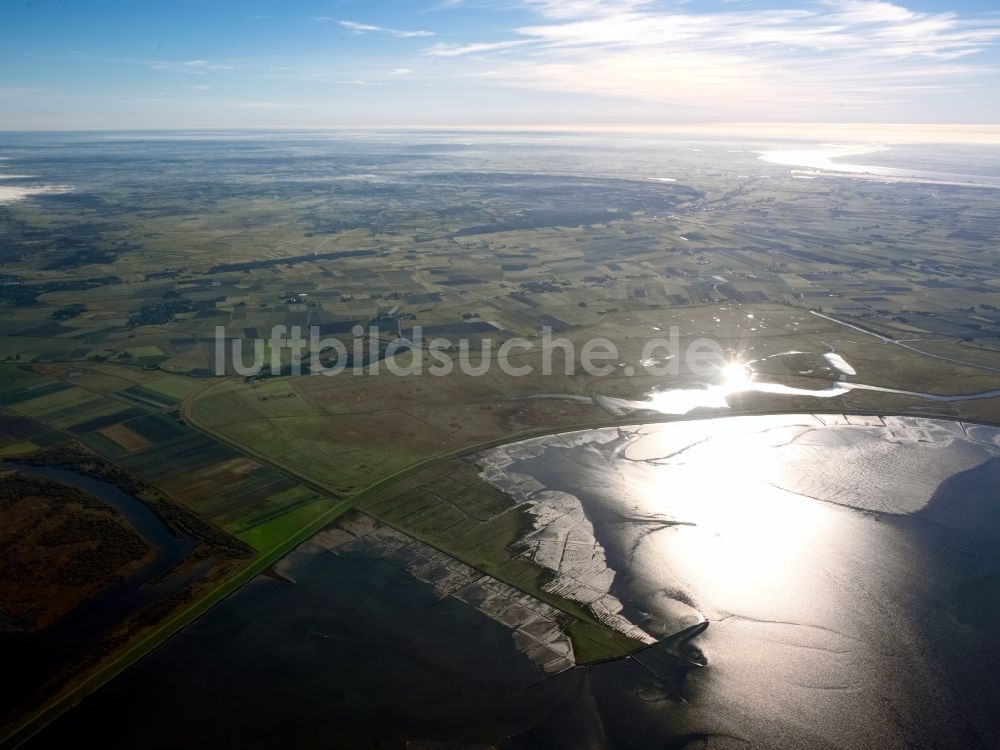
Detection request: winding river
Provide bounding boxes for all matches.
[0,464,198,718]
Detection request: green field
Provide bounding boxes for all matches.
[3,132,1000,747]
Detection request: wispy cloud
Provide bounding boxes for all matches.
[519,0,657,21]
[333,79,388,86]
[436,0,1000,116]
[150,59,236,74]
[257,64,401,85]
[238,100,296,109]
[425,40,531,57]
[513,1,1000,59]
[317,19,435,38]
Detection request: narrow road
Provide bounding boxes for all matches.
[809,310,1000,374]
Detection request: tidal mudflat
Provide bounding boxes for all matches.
[478,414,1000,747]
[27,414,1000,748]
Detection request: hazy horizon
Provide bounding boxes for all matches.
[4,123,1000,146]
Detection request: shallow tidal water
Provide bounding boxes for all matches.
[479,414,1000,748]
[26,414,1000,749]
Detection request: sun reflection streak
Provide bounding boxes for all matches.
[597,356,858,415]
[626,422,839,614]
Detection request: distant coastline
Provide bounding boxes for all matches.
[759,143,1000,188]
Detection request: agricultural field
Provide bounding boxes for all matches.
[1,135,998,384]
[0,363,339,550]
[0,360,344,743]
[187,301,1000,495]
[2,132,1000,747]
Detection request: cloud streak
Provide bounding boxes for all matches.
[434,0,1000,117]
[321,19,435,38]
[425,40,532,57]
[150,60,236,74]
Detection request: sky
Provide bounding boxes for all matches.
[2,0,1000,129]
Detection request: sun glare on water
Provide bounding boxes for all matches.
[719,361,752,387]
